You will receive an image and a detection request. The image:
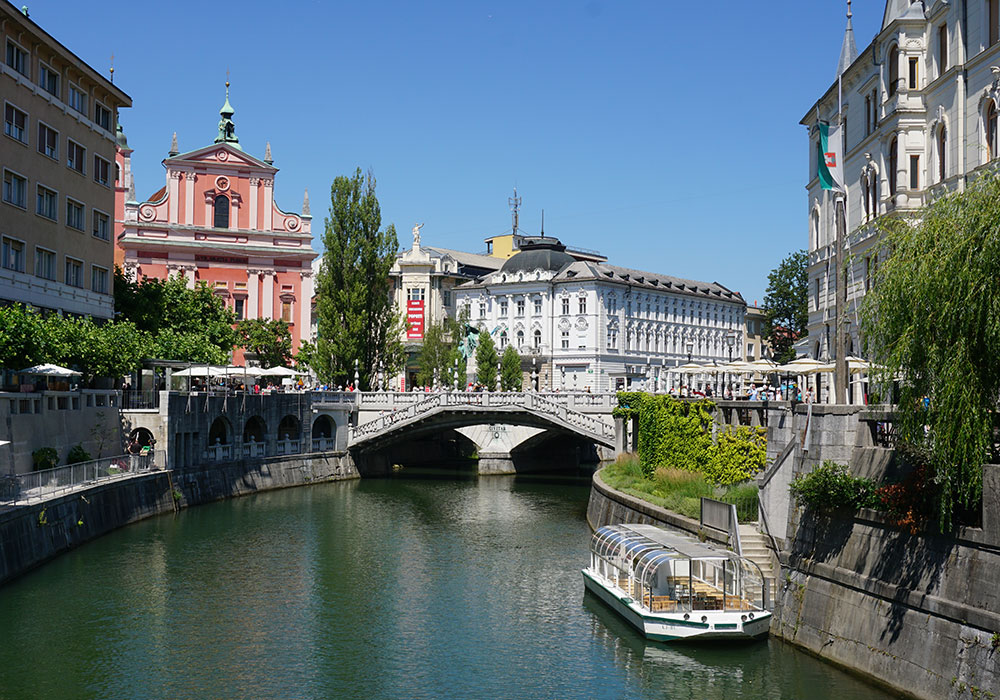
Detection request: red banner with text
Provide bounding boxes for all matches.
[407,299,425,339]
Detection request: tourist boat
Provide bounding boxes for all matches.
[582,523,772,642]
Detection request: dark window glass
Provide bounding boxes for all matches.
[214,194,229,228]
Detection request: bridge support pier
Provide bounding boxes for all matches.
[478,452,515,474]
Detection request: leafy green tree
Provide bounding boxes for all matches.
[236,318,293,369]
[294,339,316,372]
[315,169,405,388]
[0,305,53,369]
[500,345,522,391]
[475,330,499,389]
[114,268,236,362]
[416,321,453,387]
[762,250,808,363]
[860,175,1000,530]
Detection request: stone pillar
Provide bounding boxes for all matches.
[167,170,181,223]
[983,464,1000,544]
[184,172,195,225]
[247,270,260,320]
[299,270,313,339]
[262,178,274,228]
[261,270,274,320]
[248,177,259,230]
[614,416,627,456]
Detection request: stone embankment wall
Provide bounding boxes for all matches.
[764,404,1000,700]
[0,452,358,587]
[586,468,729,546]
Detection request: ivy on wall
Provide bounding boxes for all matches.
[615,392,766,485]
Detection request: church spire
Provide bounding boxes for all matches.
[836,0,858,78]
[214,78,241,149]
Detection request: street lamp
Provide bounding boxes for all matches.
[532,358,538,392]
[453,357,459,391]
[686,342,693,364]
[354,358,359,391]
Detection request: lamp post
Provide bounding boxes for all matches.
[685,342,694,395]
[560,365,565,392]
[532,358,538,392]
[726,332,736,400]
[454,357,459,391]
[354,358,359,391]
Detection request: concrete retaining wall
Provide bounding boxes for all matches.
[586,468,729,546]
[0,451,358,587]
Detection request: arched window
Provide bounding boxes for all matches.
[888,45,899,97]
[533,329,541,349]
[986,100,998,160]
[499,330,508,349]
[937,125,947,181]
[516,330,524,348]
[888,137,898,195]
[214,194,229,228]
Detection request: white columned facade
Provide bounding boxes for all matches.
[167,171,181,223]
[262,179,274,229]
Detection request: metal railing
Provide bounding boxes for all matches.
[0,450,165,505]
[121,389,160,410]
[700,497,745,555]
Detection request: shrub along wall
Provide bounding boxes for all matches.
[615,393,766,485]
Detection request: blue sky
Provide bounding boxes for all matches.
[35,1,882,305]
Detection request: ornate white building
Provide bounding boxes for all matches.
[455,236,747,392]
[805,0,1000,380]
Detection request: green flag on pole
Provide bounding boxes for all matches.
[818,122,844,191]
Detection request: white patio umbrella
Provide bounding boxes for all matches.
[172,366,229,377]
[776,357,830,374]
[18,363,82,376]
[259,367,307,377]
[674,362,708,374]
[845,356,871,373]
[746,358,780,373]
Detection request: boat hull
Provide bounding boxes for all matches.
[581,569,770,642]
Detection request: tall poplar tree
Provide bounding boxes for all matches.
[475,330,499,389]
[762,250,808,363]
[315,169,404,388]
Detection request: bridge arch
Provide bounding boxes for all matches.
[243,415,267,443]
[312,414,335,438]
[278,414,300,441]
[209,416,232,446]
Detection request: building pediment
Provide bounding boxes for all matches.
[165,142,276,172]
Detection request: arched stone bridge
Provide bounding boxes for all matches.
[348,392,617,451]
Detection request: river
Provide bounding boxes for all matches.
[0,472,898,699]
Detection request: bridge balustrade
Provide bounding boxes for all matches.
[312,437,336,451]
[243,442,267,458]
[276,439,301,456]
[203,444,232,462]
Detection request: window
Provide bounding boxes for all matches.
[93,210,109,241]
[4,103,26,143]
[92,265,109,294]
[65,257,83,287]
[533,329,542,349]
[516,299,525,316]
[533,298,542,315]
[908,57,918,90]
[499,299,508,316]
[213,194,229,228]
[864,95,871,136]
[5,40,27,76]
[67,140,85,174]
[870,89,879,131]
[888,45,899,97]
[34,247,55,280]
[888,137,898,194]
[94,103,111,131]
[3,170,26,208]
[235,298,245,319]
[561,297,570,315]
[578,297,586,314]
[478,301,485,318]
[2,237,24,272]
[938,24,948,76]
[36,185,57,220]
[499,331,508,349]
[909,155,920,190]
[938,125,947,182]
[443,289,451,307]
[281,301,292,323]
[66,198,84,230]
[516,330,524,348]
[987,101,998,161]
[37,123,57,159]
[39,63,59,96]
[992,0,999,47]
[93,156,110,186]
[486,240,493,254]
[607,328,617,350]
[864,256,872,292]
[407,287,425,301]
[561,331,569,349]
[68,84,87,114]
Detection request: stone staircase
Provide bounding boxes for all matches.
[738,523,778,603]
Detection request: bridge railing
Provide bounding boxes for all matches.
[355,390,617,412]
[350,391,616,443]
[0,450,165,505]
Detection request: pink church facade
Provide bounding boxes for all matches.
[115,89,316,362]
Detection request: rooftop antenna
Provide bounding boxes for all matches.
[540,209,545,237]
[508,186,521,235]
[109,52,114,83]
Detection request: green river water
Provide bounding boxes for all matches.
[0,472,899,699]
